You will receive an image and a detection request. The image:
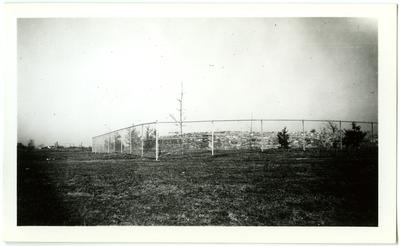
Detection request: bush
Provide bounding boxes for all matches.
[277,127,290,149]
[200,134,209,148]
[343,122,367,148]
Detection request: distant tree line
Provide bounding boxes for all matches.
[17,139,35,150]
[17,139,91,151]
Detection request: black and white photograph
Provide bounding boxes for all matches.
[2,2,397,244]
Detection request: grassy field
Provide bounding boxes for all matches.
[17,148,378,226]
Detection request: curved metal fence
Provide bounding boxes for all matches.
[92,119,378,160]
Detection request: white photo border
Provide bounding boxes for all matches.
[2,3,397,243]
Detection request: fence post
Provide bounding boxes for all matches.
[339,121,343,150]
[141,125,144,157]
[114,134,116,153]
[129,127,132,154]
[371,122,374,142]
[108,134,110,153]
[260,120,263,152]
[302,120,305,151]
[155,121,159,161]
[120,133,123,154]
[211,121,214,156]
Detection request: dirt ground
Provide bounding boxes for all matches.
[17,148,378,226]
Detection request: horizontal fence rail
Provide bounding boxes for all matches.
[92,119,378,160]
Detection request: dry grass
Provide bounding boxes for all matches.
[17,148,377,226]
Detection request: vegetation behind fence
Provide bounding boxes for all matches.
[92,119,378,160]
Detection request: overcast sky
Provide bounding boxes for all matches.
[18,18,377,146]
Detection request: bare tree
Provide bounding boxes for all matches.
[169,82,184,155]
[144,126,156,151]
[318,122,341,149]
